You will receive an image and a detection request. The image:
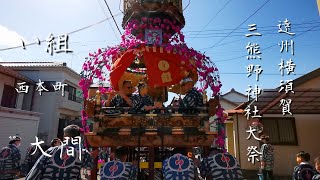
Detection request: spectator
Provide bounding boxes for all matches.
[292,151,317,180]
[260,134,274,180]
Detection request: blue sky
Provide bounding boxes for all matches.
[1,0,320,98]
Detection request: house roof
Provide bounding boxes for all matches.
[293,68,320,87]
[225,109,244,114]
[222,88,247,98]
[0,65,34,83]
[0,62,80,78]
[235,68,320,115]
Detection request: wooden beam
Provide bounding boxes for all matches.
[85,132,217,147]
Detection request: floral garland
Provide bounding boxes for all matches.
[79,17,226,149]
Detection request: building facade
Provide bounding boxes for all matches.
[0,65,41,158]
[0,62,82,144]
[227,68,320,177]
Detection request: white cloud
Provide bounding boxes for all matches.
[0,25,27,47]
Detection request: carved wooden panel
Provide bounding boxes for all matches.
[85,132,216,147]
[95,115,206,129]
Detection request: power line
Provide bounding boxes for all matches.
[0,13,122,52]
[198,38,244,51]
[203,0,271,51]
[184,20,320,33]
[205,41,320,54]
[185,29,320,38]
[197,19,320,51]
[189,0,233,42]
[118,0,124,14]
[184,22,320,36]
[97,0,120,41]
[183,0,191,12]
[103,0,123,36]
[213,23,320,63]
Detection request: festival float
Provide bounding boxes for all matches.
[80,0,226,179]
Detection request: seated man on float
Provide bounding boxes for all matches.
[162,147,197,180]
[131,81,161,113]
[105,80,134,112]
[100,146,137,180]
[178,77,203,113]
[199,147,243,180]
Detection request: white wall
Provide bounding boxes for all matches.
[233,114,261,170]
[223,91,247,105]
[263,114,320,176]
[0,107,41,159]
[220,99,237,111]
[32,90,59,144]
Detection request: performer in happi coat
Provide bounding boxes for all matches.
[162,147,196,180]
[50,138,61,147]
[100,146,137,180]
[312,156,320,180]
[25,125,94,180]
[0,136,21,180]
[292,151,317,180]
[178,77,203,113]
[23,141,48,176]
[131,81,161,113]
[105,80,134,108]
[199,147,243,180]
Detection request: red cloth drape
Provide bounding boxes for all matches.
[143,50,186,88]
[110,47,196,89]
[110,51,136,90]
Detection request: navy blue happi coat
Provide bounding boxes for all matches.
[292,163,317,180]
[0,144,21,179]
[131,94,154,113]
[162,153,195,180]
[200,153,243,180]
[100,160,137,180]
[179,88,203,113]
[25,143,93,180]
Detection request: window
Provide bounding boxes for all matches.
[262,117,298,145]
[66,85,77,101]
[1,85,18,108]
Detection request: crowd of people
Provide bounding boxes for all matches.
[104,77,204,114]
[0,128,319,179]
